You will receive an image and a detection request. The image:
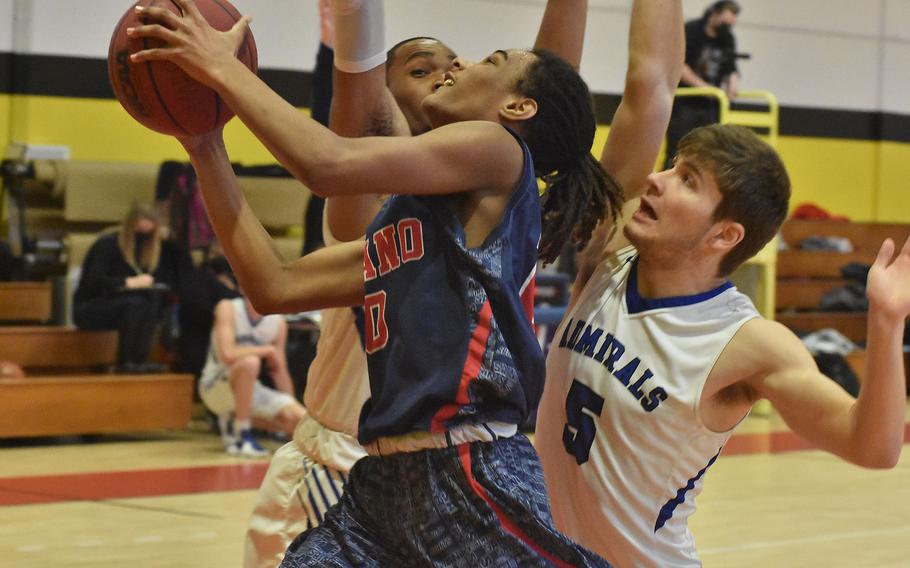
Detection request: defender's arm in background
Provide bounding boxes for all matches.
[534,0,588,69]
[571,0,684,304]
[732,237,910,469]
[326,0,408,242]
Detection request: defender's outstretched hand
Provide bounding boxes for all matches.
[867,236,910,322]
[128,0,252,87]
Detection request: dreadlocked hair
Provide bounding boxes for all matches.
[517,49,624,265]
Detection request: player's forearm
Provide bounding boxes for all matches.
[534,0,588,69]
[207,58,350,191]
[625,0,683,99]
[597,1,682,206]
[325,0,404,239]
[849,309,907,468]
[326,67,400,241]
[328,0,401,140]
[182,133,293,312]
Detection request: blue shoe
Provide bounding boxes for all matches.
[227,430,269,458]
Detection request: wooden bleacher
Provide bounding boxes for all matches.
[0,326,118,374]
[0,281,53,323]
[0,375,193,438]
[1,159,316,437]
[775,312,868,345]
[776,219,910,383]
[0,280,193,438]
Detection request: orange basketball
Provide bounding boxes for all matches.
[108,0,258,136]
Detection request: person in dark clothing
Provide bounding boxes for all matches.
[73,202,192,373]
[664,0,741,169]
[0,239,17,281]
[301,38,334,256]
[175,245,241,378]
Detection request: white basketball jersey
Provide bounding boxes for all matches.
[299,217,371,439]
[536,247,759,568]
[201,297,283,385]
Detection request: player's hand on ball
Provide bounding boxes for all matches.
[128,0,252,88]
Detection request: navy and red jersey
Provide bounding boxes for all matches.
[357,128,543,444]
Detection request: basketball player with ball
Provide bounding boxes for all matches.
[124,0,620,565]
[243,2,596,567]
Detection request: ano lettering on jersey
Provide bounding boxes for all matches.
[364,218,425,281]
[558,318,669,412]
[362,219,426,354]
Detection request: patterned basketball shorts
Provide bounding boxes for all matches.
[279,434,610,567]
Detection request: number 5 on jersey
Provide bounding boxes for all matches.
[563,379,605,465]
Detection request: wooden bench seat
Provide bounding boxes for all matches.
[775,312,867,344]
[777,250,874,279]
[0,282,53,323]
[0,326,193,438]
[776,278,849,311]
[781,220,910,255]
[0,374,193,438]
[0,326,117,373]
[776,220,910,357]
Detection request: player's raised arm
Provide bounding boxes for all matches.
[326,0,407,242]
[534,0,589,69]
[329,0,407,140]
[752,236,910,468]
[602,0,683,206]
[571,0,683,300]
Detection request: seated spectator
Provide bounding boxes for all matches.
[198,294,305,458]
[175,244,242,378]
[73,202,192,373]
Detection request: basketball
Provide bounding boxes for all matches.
[107,0,258,136]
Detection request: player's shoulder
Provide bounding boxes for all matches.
[725,318,814,374]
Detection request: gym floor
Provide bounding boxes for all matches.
[1,406,909,567]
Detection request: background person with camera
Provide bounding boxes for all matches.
[664,0,742,169]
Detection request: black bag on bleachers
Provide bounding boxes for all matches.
[814,352,860,397]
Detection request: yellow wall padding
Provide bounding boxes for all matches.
[777,136,879,222]
[0,95,10,157]
[5,95,285,163]
[63,161,158,222]
[3,95,909,224]
[875,142,910,223]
